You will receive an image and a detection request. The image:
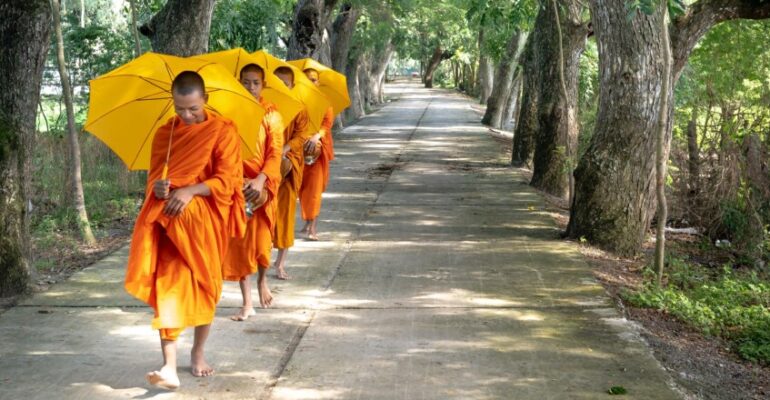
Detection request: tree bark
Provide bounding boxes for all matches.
[423,46,446,89]
[329,2,359,72]
[654,4,671,286]
[511,38,539,167]
[502,73,523,131]
[343,54,365,122]
[287,0,338,63]
[52,0,95,245]
[481,30,527,128]
[128,0,142,57]
[138,0,216,56]
[567,0,770,256]
[366,42,393,105]
[567,0,670,255]
[478,57,493,104]
[687,108,700,206]
[0,0,51,295]
[530,0,588,199]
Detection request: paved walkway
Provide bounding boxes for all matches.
[0,83,682,399]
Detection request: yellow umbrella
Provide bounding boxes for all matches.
[85,52,265,171]
[251,50,331,133]
[193,48,303,126]
[287,58,350,116]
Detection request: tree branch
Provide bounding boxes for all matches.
[671,0,770,79]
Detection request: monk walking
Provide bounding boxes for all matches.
[223,63,284,318]
[299,68,335,241]
[272,66,310,280]
[125,71,246,390]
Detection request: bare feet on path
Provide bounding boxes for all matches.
[191,351,214,377]
[257,276,274,308]
[230,306,256,321]
[274,264,290,280]
[146,366,180,390]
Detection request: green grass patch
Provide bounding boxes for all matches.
[623,255,770,364]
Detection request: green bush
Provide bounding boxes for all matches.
[624,257,770,364]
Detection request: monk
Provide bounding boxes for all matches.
[223,63,284,319]
[273,66,310,280]
[299,68,335,241]
[125,71,246,390]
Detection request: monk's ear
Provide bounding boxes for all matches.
[203,93,209,104]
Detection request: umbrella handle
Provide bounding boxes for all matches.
[161,164,169,180]
[161,117,177,182]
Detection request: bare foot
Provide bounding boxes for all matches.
[191,352,214,377]
[146,366,180,390]
[229,306,256,321]
[299,223,310,234]
[275,265,290,280]
[306,232,319,241]
[257,278,273,308]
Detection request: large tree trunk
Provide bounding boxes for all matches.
[138,0,216,56]
[366,43,393,105]
[0,0,51,295]
[502,73,523,131]
[478,57,493,104]
[530,0,588,199]
[128,0,142,57]
[424,46,451,89]
[343,54,365,122]
[566,1,668,255]
[481,31,527,128]
[567,0,770,256]
[287,0,338,63]
[511,38,539,167]
[329,2,359,72]
[52,0,95,245]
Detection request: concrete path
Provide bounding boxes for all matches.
[0,82,682,400]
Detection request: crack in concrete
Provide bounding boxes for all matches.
[259,98,435,400]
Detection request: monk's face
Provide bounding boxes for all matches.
[304,71,320,87]
[241,70,264,99]
[172,90,208,125]
[276,72,294,89]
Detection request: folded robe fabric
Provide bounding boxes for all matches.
[300,106,335,220]
[125,112,245,330]
[274,108,311,249]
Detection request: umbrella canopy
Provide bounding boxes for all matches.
[251,50,331,133]
[193,48,303,125]
[287,58,350,116]
[84,52,265,171]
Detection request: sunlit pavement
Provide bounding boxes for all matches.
[0,81,682,399]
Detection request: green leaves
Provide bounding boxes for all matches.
[626,0,686,18]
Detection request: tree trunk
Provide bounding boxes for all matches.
[566,0,669,256]
[287,0,338,62]
[52,0,96,245]
[343,54,365,122]
[654,4,671,286]
[686,108,699,207]
[511,38,539,167]
[329,2,359,72]
[128,0,142,57]
[367,43,393,105]
[478,57,493,104]
[423,46,443,89]
[481,30,527,128]
[502,73,523,132]
[567,0,770,256]
[138,0,216,56]
[530,0,588,199]
[0,0,51,295]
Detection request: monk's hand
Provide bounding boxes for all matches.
[243,175,266,202]
[303,134,322,153]
[153,179,170,199]
[163,186,195,217]
[282,144,291,157]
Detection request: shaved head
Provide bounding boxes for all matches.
[274,66,295,89]
[240,63,265,81]
[171,70,206,97]
[304,68,320,86]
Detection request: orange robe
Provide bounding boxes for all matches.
[125,112,246,340]
[223,99,284,278]
[274,108,310,249]
[299,106,335,220]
